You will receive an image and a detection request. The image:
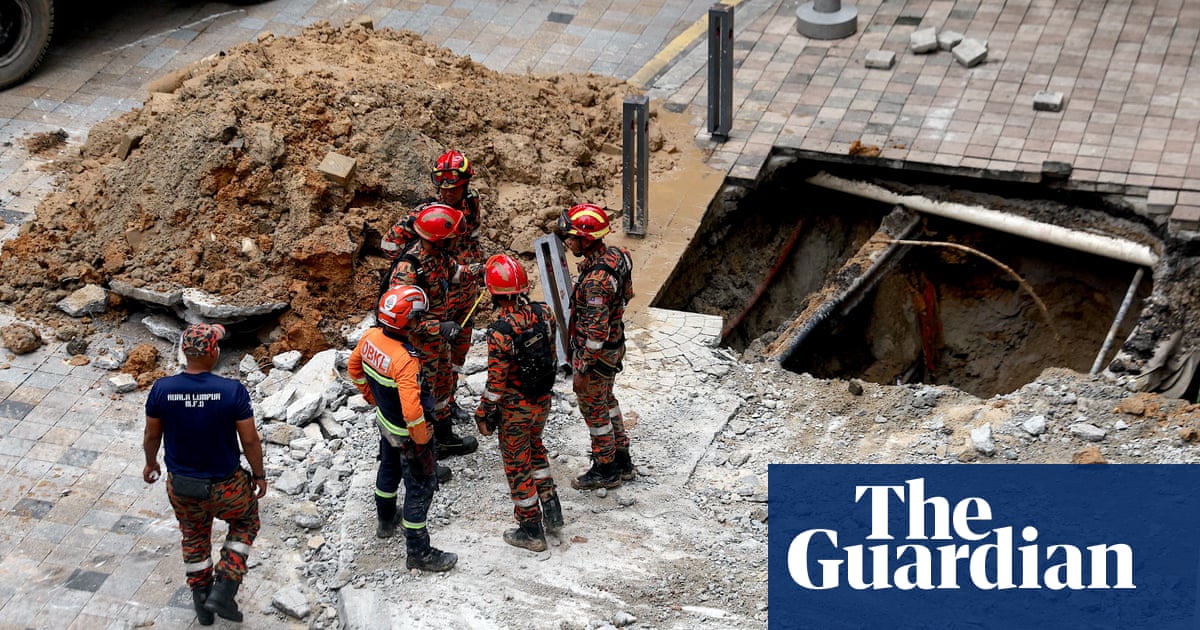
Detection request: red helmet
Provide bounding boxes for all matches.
[378,285,428,329]
[557,203,611,241]
[484,254,529,296]
[413,203,464,242]
[431,150,474,189]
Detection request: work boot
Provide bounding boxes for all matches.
[571,459,621,490]
[448,399,473,424]
[406,547,458,572]
[504,521,547,552]
[191,585,214,626]
[377,514,399,539]
[436,463,452,484]
[541,492,564,533]
[203,577,242,622]
[615,447,637,481]
[435,428,478,459]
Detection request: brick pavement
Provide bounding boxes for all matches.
[1,0,1199,627]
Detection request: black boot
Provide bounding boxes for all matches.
[203,577,242,622]
[504,520,547,552]
[375,495,399,539]
[571,458,621,490]
[377,514,399,539]
[436,463,452,484]
[435,421,478,459]
[448,399,473,424]
[615,447,637,481]
[406,547,459,572]
[191,584,214,626]
[541,492,564,533]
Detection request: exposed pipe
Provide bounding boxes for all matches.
[1091,267,1145,375]
[721,217,806,340]
[806,172,1159,267]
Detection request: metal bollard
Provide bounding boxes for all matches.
[533,234,573,368]
[707,3,733,140]
[622,94,649,238]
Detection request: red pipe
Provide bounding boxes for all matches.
[721,218,807,340]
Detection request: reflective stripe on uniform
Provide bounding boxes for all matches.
[184,558,213,573]
[375,409,409,436]
[375,487,398,499]
[402,519,426,530]
[406,414,427,429]
[363,363,397,388]
[351,376,367,385]
[222,540,252,556]
[588,422,613,436]
[483,390,502,402]
[585,339,604,350]
[514,495,539,508]
[531,467,552,480]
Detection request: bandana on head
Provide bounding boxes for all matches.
[181,323,226,357]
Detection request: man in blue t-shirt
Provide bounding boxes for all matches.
[143,323,267,625]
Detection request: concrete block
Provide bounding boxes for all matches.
[1041,161,1072,181]
[937,30,964,50]
[1033,90,1065,112]
[910,27,938,53]
[318,152,357,185]
[953,38,988,67]
[1169,205,1200,231]
[864,50,896,70]
[1148,189,1179,215]
[116,127,148,160]
[57,284,108,317]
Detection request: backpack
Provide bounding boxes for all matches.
[492,302,557,399]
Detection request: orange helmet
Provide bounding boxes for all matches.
[431,150,474,189]
[484,254,529,296]
[557,203,611,242]
[378,285,428,329]
[413,203,464,242]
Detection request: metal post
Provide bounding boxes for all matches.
[622,95,648,238]
[533,234,574,368]
[1090,267,1145,375]
[707,3,733,140]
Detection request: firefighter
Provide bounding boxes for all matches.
[382,150,486,427]
[348,285,458,572]
[556,203,637,490]
[474,254,564,551]
[383,203,479,459]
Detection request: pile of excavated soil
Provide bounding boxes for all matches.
[0,22,684,358]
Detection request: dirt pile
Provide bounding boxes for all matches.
[0,21,676,357]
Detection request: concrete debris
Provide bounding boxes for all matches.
[56,284,107,317]
[273,350,303,371]
[970,423,996,455]
[271,585,312,620]
[1069,422,1107,442]
[953,38,988,67]
[909,27,938,53]
[1021,415,1048,436]
[937,30,964,50]
[108,373,139,393]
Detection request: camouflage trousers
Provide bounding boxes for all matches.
[498,395,555,524]
[167,469,260,589]
[574,365,629,465]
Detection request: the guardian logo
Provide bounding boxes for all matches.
[788,478,1136,591]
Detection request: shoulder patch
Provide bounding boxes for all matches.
[587,296,605,306]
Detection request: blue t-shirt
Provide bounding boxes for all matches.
[145,371,254,479]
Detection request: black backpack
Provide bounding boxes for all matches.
[492,302,556,399]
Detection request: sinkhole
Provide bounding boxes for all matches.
[655,158,1154,398]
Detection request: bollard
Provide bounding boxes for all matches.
[622,94,649,238]
[796,0,858,40]
[533,234,573,368]
[707,3,733,140]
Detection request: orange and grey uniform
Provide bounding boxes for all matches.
[569,245,634,465]
[348,327,438,551]
[443,192,486,382]
[386,238,460,428]
[476,301,557,525]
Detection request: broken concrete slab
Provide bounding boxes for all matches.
[937,30,963,50]
[1148,189,1178,215]
[318,152,357,185]
[864,50,896,70]
[141,313,184,343]
[180,288,289,319]
[1033,90,1065,112]
[108,373,138,393]
[109,279,183,306]
[57,284,108,317]
[953,38,988,67]
[909,27,938,53]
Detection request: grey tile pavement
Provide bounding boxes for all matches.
[0,0,1198,626]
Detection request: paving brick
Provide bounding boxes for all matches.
[317,152,357,185]
[1169,204,1200,230]
[864,50,896,70]
[909,27,938,53]
[1147,188,1178,215]
[1033,90,1065,112]
[937,30,964,50]
[953,38,988,67]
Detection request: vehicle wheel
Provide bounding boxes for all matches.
[0,0,52,90]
